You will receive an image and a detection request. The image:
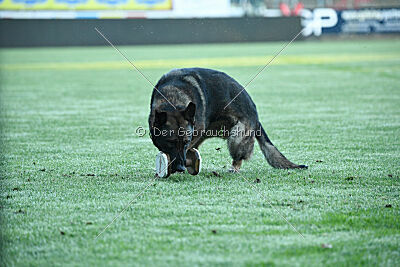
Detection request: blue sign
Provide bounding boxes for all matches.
[12,0,46,5]
[324,8,400,34]
[55,0,88,4]
[96,0,127,5]
[137,0,166,4]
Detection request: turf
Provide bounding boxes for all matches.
[1,38,399,266]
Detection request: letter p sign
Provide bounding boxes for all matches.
[301,8,338,36]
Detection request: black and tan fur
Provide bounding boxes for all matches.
[149,68,307,174]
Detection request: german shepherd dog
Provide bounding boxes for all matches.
[149,68,307,174]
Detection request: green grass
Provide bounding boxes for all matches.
[1,39,400,266]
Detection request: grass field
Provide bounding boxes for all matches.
[1,39,399,266]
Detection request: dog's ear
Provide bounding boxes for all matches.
[183,102,196,124]
[154,110,167,127]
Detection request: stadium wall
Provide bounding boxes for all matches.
[0,17,301,47]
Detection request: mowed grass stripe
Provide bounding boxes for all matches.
[1,53,399,71]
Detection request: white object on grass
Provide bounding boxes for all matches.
[186,148,202,175]
[155,151,170,178]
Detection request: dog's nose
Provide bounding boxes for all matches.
[175,164,186,173]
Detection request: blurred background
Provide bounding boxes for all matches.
[1,0,400,47]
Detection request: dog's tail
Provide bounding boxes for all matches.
[256,122,307,169]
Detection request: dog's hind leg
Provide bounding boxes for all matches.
[227,121,255,172]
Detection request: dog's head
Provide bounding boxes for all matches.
[150,102,196,173]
